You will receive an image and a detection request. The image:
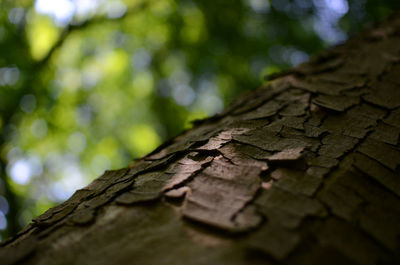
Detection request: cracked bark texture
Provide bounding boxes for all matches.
[2,14,400,265]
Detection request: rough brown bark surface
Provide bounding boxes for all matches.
[1,14,400,265]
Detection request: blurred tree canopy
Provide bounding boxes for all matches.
[0,0,399,240]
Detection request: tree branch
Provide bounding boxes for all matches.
[36,2,151,68]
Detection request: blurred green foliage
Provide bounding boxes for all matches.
[0,0,399,240]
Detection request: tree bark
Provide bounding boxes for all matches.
[1,14,400,265]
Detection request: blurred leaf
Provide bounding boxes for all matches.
[27,14,59,60]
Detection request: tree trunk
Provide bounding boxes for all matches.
[1,14,400,265]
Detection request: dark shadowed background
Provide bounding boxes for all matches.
[0,0,398,240]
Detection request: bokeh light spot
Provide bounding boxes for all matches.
[128,124,161,156]
[68,132,87,153]
[31,119,48,139]
[35,0,75,26]
[20,94,37,114]
[0,196,9,215]
[10,160,31,185]
[0,212,7,230]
